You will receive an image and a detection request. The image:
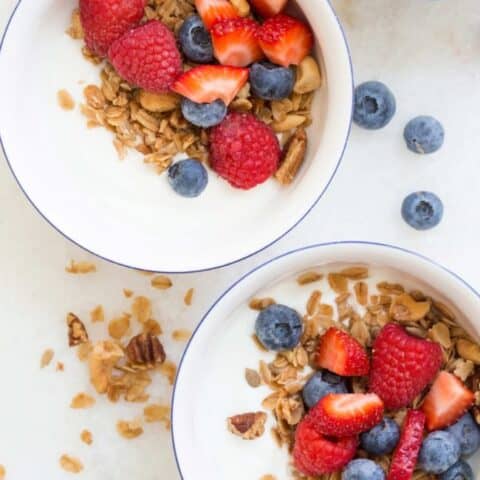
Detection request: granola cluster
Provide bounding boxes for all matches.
[234,266,480,480]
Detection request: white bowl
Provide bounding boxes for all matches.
[172,241,480,479]
[0,0,352,272]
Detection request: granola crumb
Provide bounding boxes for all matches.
[123,289,134,298]
[0,465,5,479]
[40,349,54,368]
[66,260,96,274]
[143,318,163,335]
[80,430,93,445]
[297,271,323,285]
[159,360,177,385]
[108,313,131,339]
[66,9,83,39]
[227,412,267,440]
[90,305,105,323]
[59,454,83,474]
[172,329,191,342]
[77,341,93,362]
[245,368,261,388]
[144,404,171,428]
[260,476,276,480]
[71,392,96,409]
[131,296,152,324]
[56,362,65,372]
[67,313,89,346]
[184,288,194,306]
[249,297,276,311]
[58,90,75,111]
[151,275,173,290]
[117,419,144,439]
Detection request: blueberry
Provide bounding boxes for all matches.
[249,62,295,101]
[181,98,227,128]
[439,460,474,480]
[178,15,213,63]
[446,413,480,457]
[342,459,385,480]
[404,115,444,154]
[255,304,302,351]
[360,417,400,456]
[302,371,348,408]
[419,431,461,474]
[167,159,208,198]
[353,81,396,130]
[401,191,443,230]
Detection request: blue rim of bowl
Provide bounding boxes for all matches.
[171,240,480,478]
[0,0,354,274]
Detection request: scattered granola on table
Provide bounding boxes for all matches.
[59,454,83,474]
[65,260,97,274]
[80,429,93,445]
[40,348,54,368]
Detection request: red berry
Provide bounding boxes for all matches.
[171,65,248,106]
[256,14,313,67]
[421,371,474,431]
[79,0,146,57]
[209,112,281,189]
[108,20,182,93]
[293,416,358,476]
[211,18,263,67]
[310,393,384,437]
[387,410,426,480]
[315,327,370,377]
[194,0,239,30]
[369,323,443,410]
[249,0,288,18]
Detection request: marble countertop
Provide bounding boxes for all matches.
[1,0,479,478]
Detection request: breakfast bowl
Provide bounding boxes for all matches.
[172,241,480,479]
[0,0,352,273]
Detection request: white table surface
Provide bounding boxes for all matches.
[1,0,480,478]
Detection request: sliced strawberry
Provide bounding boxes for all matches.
[194,0,239,30]
[256,14,313,67]
[171,65,248,105]
[388,410,426,480]
[249,0,288,18]
[211,18,263,67]
[310,393,384,437]
[421,371,474,431]
[315,327,370,377]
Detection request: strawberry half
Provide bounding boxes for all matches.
[194,0,239,30]
[388,410,426,480]
[171,65,248,105]
[315,327,370,377]
[421,371,474,431]
[256,14,313,67]
[310,393,384,437]
[211,18,263,67]
[249,0,288,18]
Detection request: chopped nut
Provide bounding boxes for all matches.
[457,339,480,364]
[90,305,104,323]
[229,0,250,16]
[227,412,267,439]
[294,56,322,94]
[390,294,431,322]
[184,288,194,306]
[71,392,96,409]
[245,368,261,388]
[151,275,173,290]
[117,419,144,439]
[126,333,166,366]
[123,289,134,298]
[138,91,180,113]
[249,297,276,310]
[144,404,171,428]
[275,127,307,185]
[328,273,348,294]
[80,430,93,445]
[65,260,96,274]
[172,329,191,342]
[131,296,152,324]
[89,340,124,394]
[40,349,54,368]
[296,270,322,285]
[59,455,83,474]
[108,313,131,339]
[67,313,89,346]
[58,90,75,111]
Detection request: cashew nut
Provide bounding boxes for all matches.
[294,56,322,94]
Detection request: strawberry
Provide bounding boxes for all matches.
[388,410,426,480]
[211,18,263,67]
[249,0,288,18]
[309,393,384,437]
[256,14,313,67]
[315,327,370,377]
[194,0,239,30]
[421,371,474,431]
[293,416,358,476]
[171,65,248,105]
[369,323,443,410]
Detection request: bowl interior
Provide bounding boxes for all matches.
[0,0,352,272]
[172,242,480,479]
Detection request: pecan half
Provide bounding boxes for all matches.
[227,411,267,440]
[126,333,166,366]
[67,313,89,346]
[275,128,307,186]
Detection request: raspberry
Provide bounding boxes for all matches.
[209,112,281,189]
[293,416,358,476]
[108,20,182,93]
[80,0,146,57]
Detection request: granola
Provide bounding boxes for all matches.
[59,454,83,474]
[227,412,267,440]
[40,348,54,368]
[80,430,93,445]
